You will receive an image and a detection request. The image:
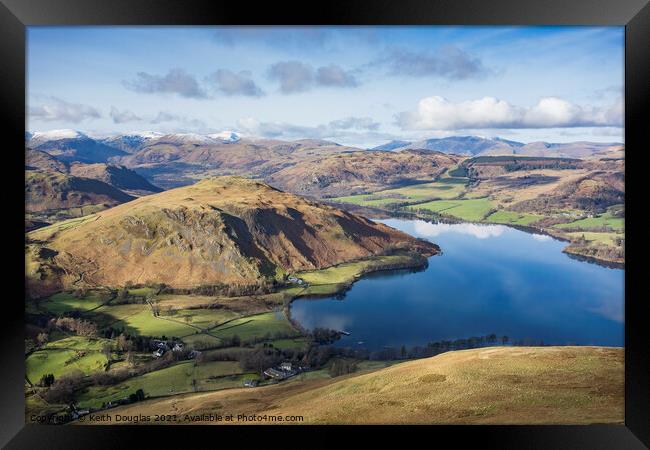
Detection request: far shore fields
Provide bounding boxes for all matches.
[327,170,624,268]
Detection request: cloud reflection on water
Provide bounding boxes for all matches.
[413,221,506,239]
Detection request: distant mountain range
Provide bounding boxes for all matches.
[371,136,623,159]
[25,130,624,196]
[27,130,622,162]
[27,130,243,160]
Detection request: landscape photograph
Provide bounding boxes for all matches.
[24,26,625,425]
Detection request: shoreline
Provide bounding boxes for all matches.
[282,251,432,335]
[327,201,624,270]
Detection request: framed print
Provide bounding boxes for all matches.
[1,0,648,447]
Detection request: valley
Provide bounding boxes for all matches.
[24,131,625,425]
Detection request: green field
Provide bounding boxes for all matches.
[331,177,468,207]
[88,304,198,338]
[554,210,624,231]
[270,337,311,350]
[127,287,157,297]
[75,360,255,409]
[170,309,239,329]
[41,290,109,315]
[486,210,544,226]
[181,333,223,349]
[297,254,418,286]
[209,312,298,342]
[566,231,622,246]
[26,336,111,383]
[408,198,495,222]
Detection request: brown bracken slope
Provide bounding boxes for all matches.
[26,176,438,297]
[95,346,623,425]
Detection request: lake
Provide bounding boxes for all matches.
[290,219,624,350]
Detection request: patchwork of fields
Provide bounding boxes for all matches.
[329,167,623,266]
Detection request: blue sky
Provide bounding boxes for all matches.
[27,26,624,147]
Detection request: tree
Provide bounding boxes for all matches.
[36,332,49,346]
[117,288,129,301]
[39,373,55,387]
[117,334,130,352]
[329,359,357,377]
[126,351,135,367]
[102,343,112,361]
[43,371,83,403]
[500,335,509,345]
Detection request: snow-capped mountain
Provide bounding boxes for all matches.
[29,129,89,145]
[370,135,622,158]
[148,131,241,146]
[151,133,220,145]
[27,129,128,163]
[371,136,525,155]
[207,131,241,143]
[99,132,165,153]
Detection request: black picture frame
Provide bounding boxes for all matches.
[1,0,648,447]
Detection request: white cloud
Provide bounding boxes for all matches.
[397,96,623,130]
[328,117,379,131]
[267,61,360,94]
[316,64,358,87]
[29,97,101,123]
[150,111,206,129]
[123,68,207,99]
[109,106,141,124]
[378,45,490,80]
[206,69,264,97]
[234,116,389,146]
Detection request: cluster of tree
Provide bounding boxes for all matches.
[503,161,579,172]
[328,359,358,377]
[38,373,55,387]
[98,330,157,353]
[310,328,342,345]
[42,371,86,404]
[240,347,285,374]
[192,330,301,351]
[428,334,507,351]
[48,317,98,337]
[568,242,624,262]
[36,331,49,346]
[90,352,174,387]
[562,225,619,233]
[163,280,278,297]
[365,335,511,361]
[112,288,147,305]
[128,389,146,404]
[198,348,248,363]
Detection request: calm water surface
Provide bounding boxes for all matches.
[290,219,624,350]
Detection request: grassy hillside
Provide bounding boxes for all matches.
[25,176,438,297]
[94,346,623,425]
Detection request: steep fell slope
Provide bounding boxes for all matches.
[26,176,438,296]
[266,150,462,197]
